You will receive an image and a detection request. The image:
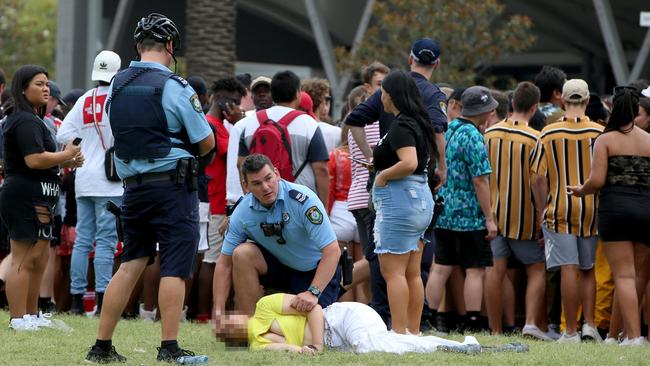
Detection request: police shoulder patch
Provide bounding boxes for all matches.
[288,189,308,204]
[190,93,202,113]
[305,206,323,225]
[170,74,188,87]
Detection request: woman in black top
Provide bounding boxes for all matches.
[371,70,436,334]
[569,87,650,345]
[1,65,83,330]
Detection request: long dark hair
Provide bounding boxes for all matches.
[11,65,49,119]
[381,70,438,163]
[605,86,639,134]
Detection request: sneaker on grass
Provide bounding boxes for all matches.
[619,337,649,346]
[85,345,127,364]
[557,332,581,343]
[9,315,40,331]
[522,324,553,341]
[581,323,603,342]
[604,336,620,345]
[156,347,196,363]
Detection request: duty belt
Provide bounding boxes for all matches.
[123,170,175,187]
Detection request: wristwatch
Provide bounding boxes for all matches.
[307,285,322,298]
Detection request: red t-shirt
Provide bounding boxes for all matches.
[205,114,230,215]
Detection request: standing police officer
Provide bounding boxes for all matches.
[213,154,341,320]
[86,13,214,363]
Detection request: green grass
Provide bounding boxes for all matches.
[0,311,646,365]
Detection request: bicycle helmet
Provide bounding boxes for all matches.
[133,13,181,51]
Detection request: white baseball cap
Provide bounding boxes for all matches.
[92,50,121,82]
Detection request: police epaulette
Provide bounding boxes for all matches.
[288,189,308,204]
[170,74,188,87]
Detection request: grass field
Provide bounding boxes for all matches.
[0,311,646,366]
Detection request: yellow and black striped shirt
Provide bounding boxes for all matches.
[530,116,604,237]
[485,119,540,240]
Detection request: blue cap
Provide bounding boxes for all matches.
[47,81,67,106]
[410,38,441,65]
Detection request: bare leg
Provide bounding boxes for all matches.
[27,240,50,315]
[7,240,48,318]
[503,269,516,327]
[603,241,640,338]
[378,252,410,334]
[485,258,507,334]
[560,265,580,335]
[425,263,453,311]
[142,255,160,312]
[97,258,148,339]
[405,242,424,333]
[464,268,485,312]
[232,243,267,315]
[525,262,546,326]
[580,268,596,327]
[159,276,185,340]
[197,261,215,317]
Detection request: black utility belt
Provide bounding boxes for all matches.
[123,158,198,190]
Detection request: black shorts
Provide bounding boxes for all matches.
[120,179,199,279]
[256,243,341,308]
[434,228,493,268]
[0,176,59,244]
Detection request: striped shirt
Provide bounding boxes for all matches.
[347,122,380,211]
[485,119,540,240]
[530,116,604,237]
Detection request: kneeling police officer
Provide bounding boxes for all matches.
[213,154,341,324]
[86,13,215,364]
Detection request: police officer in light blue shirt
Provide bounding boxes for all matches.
[86,13,215,364]
[214,154,341,319]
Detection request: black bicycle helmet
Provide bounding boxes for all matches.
[133,13,181,51]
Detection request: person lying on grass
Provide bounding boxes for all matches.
[213,293,482,354]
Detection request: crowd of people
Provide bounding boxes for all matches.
[0,11,650,364]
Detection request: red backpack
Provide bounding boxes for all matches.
[249,109,306,181]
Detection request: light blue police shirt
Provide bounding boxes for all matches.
[222,180,337,272]
[108,61,212,179]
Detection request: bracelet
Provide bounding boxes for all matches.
[306,344,318,351]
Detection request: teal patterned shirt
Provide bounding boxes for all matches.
[437,118,492,231]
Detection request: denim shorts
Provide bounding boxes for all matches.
[372,174,433,254]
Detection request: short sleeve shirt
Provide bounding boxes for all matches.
[222,180,337,271]
[437,118,492,231]
[109,61,212,179]
[373,114,428,174]
[2,111,59,181]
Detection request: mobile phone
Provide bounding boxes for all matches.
[72,137,82,145]
[350,156,372,167]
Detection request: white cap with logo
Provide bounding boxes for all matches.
[92,50,121,83]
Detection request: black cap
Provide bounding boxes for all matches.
[48,81,66,107]
[410,38,441,65]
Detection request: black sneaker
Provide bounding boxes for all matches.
[85,345,127,364]
[156,347,195,363]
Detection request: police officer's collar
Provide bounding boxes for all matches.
[250,180,287,212]
[129,60,172,73]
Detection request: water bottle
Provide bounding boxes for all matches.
[176,355,209,365]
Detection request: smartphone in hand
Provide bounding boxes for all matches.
[72,137,82,145]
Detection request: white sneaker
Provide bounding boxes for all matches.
[29,312,53,328]
[620,337,649,346]
[522,324,553,341]
[604,336,620,345]
[581,323,603,342]
[546,324,561,340]
[557,332,581,343]
[139,303,157,322]
[9,315,40,331]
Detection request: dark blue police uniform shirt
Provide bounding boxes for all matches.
[345,71,448,136]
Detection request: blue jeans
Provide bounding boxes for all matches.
[70,196,122,294]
